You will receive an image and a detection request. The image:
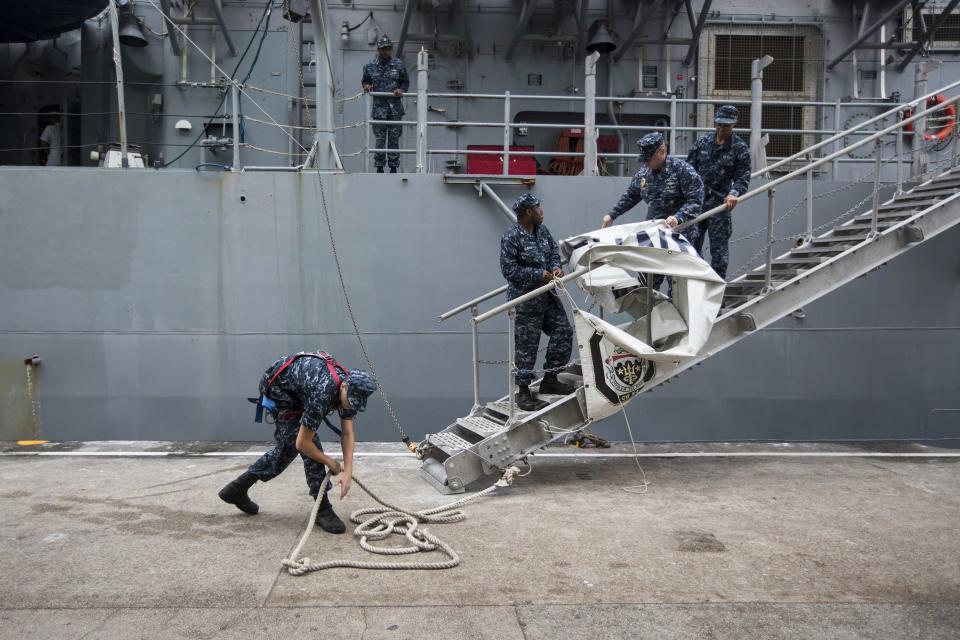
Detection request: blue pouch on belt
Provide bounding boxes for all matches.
[248,395,277,423]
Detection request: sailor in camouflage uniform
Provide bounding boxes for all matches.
[601,131,704,293]
[362,35,410,173]
[218,353,377,534]
[684,105,752,279]
[500,194,575,412]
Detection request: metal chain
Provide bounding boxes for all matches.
[313,172,411,444]
[729,139,899,246]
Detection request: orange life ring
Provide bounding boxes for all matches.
[903,94,957,142]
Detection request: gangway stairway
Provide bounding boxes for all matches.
[419,144,960,495]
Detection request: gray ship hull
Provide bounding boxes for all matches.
[1,167,957,444]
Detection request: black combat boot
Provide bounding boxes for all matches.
[315,493,346,534]
[389,167,398,173]
[538,372,575,396]
[376,166,385,173]
[516,384,549,412]
[218,471,259,515]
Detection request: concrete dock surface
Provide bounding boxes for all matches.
[0,440,958,639]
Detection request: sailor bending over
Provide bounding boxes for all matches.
[218,352,376,534]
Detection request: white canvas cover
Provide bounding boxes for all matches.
[560,221,726,421]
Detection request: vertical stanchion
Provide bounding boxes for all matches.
[107,0,129,168]
[870,137,883,236]
[668,95,677,157]
[805,153,814,242]
[750,55,774,173]
[763,189,776,292]
[896,117,904,194]
[832,99,842,180]
[911,60,940,179]
[952,127,960,169]
[470,307,480,411]
[364,92,371,173]
[307,0,335,169]
[502,92,511,176]
[644,276,653,346]
[416,48,428,173]
[584,52,599,175]
[507,308,516,422]
[231,82,240,171]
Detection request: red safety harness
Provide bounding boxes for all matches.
[265,351,348,392]
[252,352,350,434]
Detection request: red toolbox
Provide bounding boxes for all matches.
[466,145,537,175]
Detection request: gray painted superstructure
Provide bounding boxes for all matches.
[0,1,958,443]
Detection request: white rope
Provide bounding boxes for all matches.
[241,142,307,156]
[245,83,315,103]
[282,467,522,574]
[617,396,650,495]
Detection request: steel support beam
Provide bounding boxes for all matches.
[896,0,960,72]
[613,0,646,62]
[505,0,536,61]
[827,0,916,70]
[210,0,237,56]
[576,0,590,59]
[107,0,129,168]
[159,0,181,56]
[683,0,713,67]
[396,0,415,58]
[684,0,697,34]
[307,0,336,170]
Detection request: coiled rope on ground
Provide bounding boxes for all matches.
[282,466,521,574]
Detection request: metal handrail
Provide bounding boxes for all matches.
[474,266,589,324]
[439,285,508,321]
[366,76,960,179]
[678,92,960,233]
[761,77,960,176]
[440,92,959,324]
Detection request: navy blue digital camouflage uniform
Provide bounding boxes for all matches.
[685,131,751,279]
[608,135,704,293]
[500,217,573,386]
[247,355,346,498]
[607,157,704,225]
[362,53,409,170]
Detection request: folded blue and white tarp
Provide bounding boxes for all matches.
[560,221,726,421]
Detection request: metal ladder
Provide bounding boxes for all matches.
[420,93,960,494]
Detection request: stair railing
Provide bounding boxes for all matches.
[438,91,960,419]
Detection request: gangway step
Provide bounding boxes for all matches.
[880,202,932,213]
[833,221,896,234]
[790,244,857,256]
[744,270,801,281]
[854,210,916,222]
[772,256,827,266]
[427,432,476,455]
[810,233,873,244]
[456,416,505,438]
[896,189,956,201]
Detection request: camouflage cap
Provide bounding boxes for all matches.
[512,192,542,215]
[714,104,739,125]
[376,35,393,49]
[636,131,665,162]
[345,370,377,413]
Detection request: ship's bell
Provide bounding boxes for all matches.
[586,20,617,55]
[118,5,148,48]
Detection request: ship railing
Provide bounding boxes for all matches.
[361,51,960,178]
[436,91,960,420]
